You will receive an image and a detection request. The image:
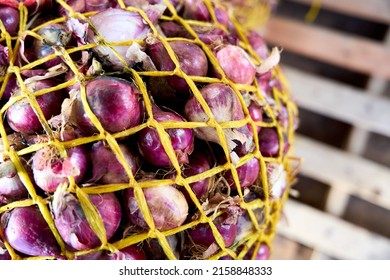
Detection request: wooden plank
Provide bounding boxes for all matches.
[290,0,390,24]
[282,66,390,138]
[262,17,390,79]
[277,200,390,259]
[294,134,390,211]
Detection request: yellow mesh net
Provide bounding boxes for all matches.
[0,0,299,260]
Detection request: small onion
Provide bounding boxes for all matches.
[213,44,256,85]
[71,76,142,134]
[258,127,279,157]
[1,206,61,257]
[225,157,260,190]
[90,141,140,184]
[52,187,122,251]
[124,184,188,231]
[0,6,19,36]
[184,83,253,154]
[0,160,28,205]
[6,79,64,134]
[137,104,194,167]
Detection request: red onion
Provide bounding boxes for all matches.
[137,104,194,167]
[89,141,140,184]
[52,187,122,251]
[0,44,9,66]
[143,235,179,259]
[213,44,256,85]
[181,149,212,204]
[87,7,161,70]
[147,37,208,93]
[258,127,279,157]
[184,83,253,155]
[247,30,269,60]
[182,0,210,21]
[31,144,89,193]
[1,74,17,102]
[225,157,260,190]
[248,101,263,134]
[124,184,188,231]
[0,160,28,205]
[0,5,19,36]
[71,76,142,134]
[245,243,270,260]
[187,213,237,248]
[234,208,264,243]
[1,205,61,257]
[106,244,146,260]
[6,79,64,134]
[159,21,229,45]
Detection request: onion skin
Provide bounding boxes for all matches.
[147,38,208,93]
[137,105,194,167]
[88,8,154,70]
[213,45,256,85]
[52,188,122,251]
[0,240,11,260]
[90,141,140,184]
[184,83,253,154]
[187,214,237,248]
[6,79,65,134]
[0,6,19,36]
[225,157,260,190]
[0,160,28,205]
[258,127,279,157]
[1,206,61,257]
[72,76,142,134]
[124,184,189,231]
[31,145,89,193]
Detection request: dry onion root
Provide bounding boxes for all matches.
[0,0,298,260]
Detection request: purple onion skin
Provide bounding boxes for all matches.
[53,190,122,251]
[184,83,252,153]
[138,105,194,167]
[258,127,279,157]
[244,243,270,260]
[6,80,65,134]
[0,160,28,205]
[248,102,263,134]
[188,214,237,248]
[159,21,228,45]
[247,30,269,60]
[213,45,256,85]
[31,145,89,193]
[1,206,61,257]
[90,141,140,184]
[124,184,189,231]
[181,150,211,204]
[147,38,208,93]
[73,76,142,134]
[1,74,17,102]
[182,0,210,21]
[106,245,146,260]
[225,157,260,190]
[0,6,19,36]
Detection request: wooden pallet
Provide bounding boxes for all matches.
[259,0,390,259]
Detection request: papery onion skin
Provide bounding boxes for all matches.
[0,160,29,205]
[124,184,189,231]
[52,188,122,251]
[88,8,154,70]
[72,76,142,134]
[1,206,61,257]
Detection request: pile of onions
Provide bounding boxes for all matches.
[0,0,298,260]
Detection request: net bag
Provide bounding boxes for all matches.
[0,0,299,260]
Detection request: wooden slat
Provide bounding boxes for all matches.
[283,66,390,138]
[262,17,390,79]
[290,0,390,24]
[294,135,390,211]
[277,200,390,259]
